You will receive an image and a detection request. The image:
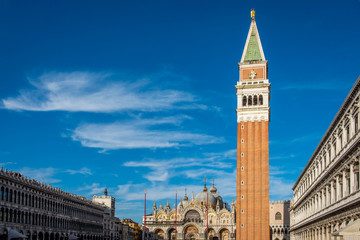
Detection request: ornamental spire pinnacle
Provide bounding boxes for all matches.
[240,10,265,63]
[251,9,255,20]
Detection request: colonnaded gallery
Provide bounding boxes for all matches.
[290,76,360,240]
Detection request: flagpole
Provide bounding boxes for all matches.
[175,189,177,238]
[143,189,146,240]
[206,188,208,234]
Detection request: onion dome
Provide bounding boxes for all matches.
[210,184,217,193]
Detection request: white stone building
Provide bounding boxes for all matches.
[93,189,128,240]
[290,77,360,240]
[0,168,104,240]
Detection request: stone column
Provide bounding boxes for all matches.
[343,170,347,197]
[350,163,355,194]
[326,185,330,206]
[336,175,341,200]
[350,113,355,139]
[330,181,334,204]
[312,197,315,212]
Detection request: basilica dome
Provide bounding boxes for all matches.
[194,185,217,207]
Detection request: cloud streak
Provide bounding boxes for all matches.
[1,71,203,113]
[65,167,93,175]
[71,116,223,151]
[124,149,235,182]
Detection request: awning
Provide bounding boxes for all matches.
[68,235,79,240]
[7,229,27,240]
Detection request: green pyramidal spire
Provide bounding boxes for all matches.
[244,26,262,61]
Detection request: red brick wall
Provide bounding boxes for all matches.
[236,121,269,240]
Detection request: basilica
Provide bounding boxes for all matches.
[144,183,236,240]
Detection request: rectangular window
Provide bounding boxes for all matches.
[347,125,350,142]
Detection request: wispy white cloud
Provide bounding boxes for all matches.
[71,116,223,151]
[77,183,105,195]
[0,161,16,167]
[19,167,61,184]
[65,167,93,175]
[1,71,205,112]
[124,149,235,182]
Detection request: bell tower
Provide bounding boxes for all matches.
[236,10,270,240]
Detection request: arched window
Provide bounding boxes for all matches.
[275,212,282,220]
[243,96,247,106]
[248,96,252,106]
[254,95,258,105]
[9,189,13,202]
[0,187,4,201]
[259,95,263,105]
[5,188,8,201]
[13,190,17,204]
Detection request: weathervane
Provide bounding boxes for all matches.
[251,9,255,20]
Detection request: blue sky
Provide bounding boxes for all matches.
[0,0,359,223]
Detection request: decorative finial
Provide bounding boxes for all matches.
[203,176,208,191]
[212,178,215,187]
[104,187,108,196]
[251,9,255,20]
[185,188,187,196]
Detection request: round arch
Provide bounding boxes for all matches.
[207,228,216,240]
[154,229,165,239]
[167,228,176,240]
[218,228,230,240]
[183,225,199,240]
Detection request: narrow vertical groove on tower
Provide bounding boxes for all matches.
[235,10,270,240]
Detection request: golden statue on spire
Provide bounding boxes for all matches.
[251,9,255,20]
